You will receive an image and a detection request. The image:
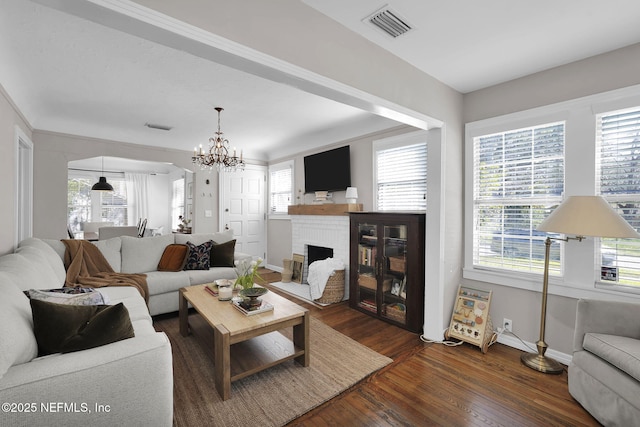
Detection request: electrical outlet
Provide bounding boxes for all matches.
[503,318,512,332]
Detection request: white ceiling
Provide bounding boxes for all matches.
[2,0,640,166]
[303,0,640,93]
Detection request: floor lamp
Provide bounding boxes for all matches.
[522,196,640,374]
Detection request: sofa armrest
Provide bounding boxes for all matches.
[0,332,173,426]
[573,298,640,352]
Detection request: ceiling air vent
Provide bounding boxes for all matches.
[366,6,413,38]
[145,123,173,131]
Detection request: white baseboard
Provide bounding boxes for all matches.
[496,333,572,366]
[266,263,282,272]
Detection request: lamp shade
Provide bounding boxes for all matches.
[537,196,639,238]
[345,187,358,199]
[91,176,114,191]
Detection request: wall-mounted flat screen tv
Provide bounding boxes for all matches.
[304,145,351,193]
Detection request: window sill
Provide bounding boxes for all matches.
[463,266,640,302]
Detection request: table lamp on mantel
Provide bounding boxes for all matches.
[522,196,640,374]
[345,187,358,204]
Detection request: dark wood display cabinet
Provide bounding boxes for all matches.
[349,212,425,333]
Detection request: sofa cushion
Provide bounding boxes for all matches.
[185,268,237,285]
[27,288,108,306]
[583,333,640,382]
[144,271,191,295]
[0,274,38,378]
[42,238,67,261]
[174,230,234,246]
[157,244,189,272]
[31,299,135,356]
[0,252,61,292]
[120,234,174,273]
[18,238,67,284]
[210,239,236,267]
[92,237,123,272]
[184,241,213,270]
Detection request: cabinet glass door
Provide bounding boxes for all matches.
[382,224,407,325]
[356,222,378,314]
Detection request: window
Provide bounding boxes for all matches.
[374,132,427,211]
[100,179,128,225]
[67,174,128,231]
[68,177,92,232]
[269,161,293,214]
[172,178,185,230]
[472,122,565,275]
[597,107,640,287]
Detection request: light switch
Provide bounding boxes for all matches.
[204,210,212,218]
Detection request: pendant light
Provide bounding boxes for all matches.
[91,157,114,191]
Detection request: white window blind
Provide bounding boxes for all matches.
[473,122,565,275]
[99,178,127,226]
[375,142,427,211]
[68,175,128,229]
[597,107,640,287]
[269,161,293,214]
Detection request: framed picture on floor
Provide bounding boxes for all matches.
[292,253,304,283]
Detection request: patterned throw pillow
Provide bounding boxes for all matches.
[184,240,213,270]
[27,287,108,306]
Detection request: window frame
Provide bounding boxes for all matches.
[596,106,640,289]
[472,121,566,277]
[268,160,294,218]
[464,85,640,301]
[373,130,428,212]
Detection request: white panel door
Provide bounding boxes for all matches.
[220,165,266,259]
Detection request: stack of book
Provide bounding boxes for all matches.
[359,299,377,313]
[204,283,218,297]
[232,300,274,316]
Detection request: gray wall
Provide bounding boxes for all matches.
[462,42,640,355]
[32,130,198,240]
[265,125,417,268]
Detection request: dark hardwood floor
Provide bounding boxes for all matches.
[260,284,600,427]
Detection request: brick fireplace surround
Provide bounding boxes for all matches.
[290,214,350,299]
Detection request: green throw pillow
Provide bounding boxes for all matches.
[210,239,236,267]
[30,299,135,356]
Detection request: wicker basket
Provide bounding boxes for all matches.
[389,256,406,272]
[384,303,406,324]
[314,269,345,304]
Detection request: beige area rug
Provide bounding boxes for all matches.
[155,314,392,427]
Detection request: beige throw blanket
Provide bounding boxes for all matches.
[62,239,149,304]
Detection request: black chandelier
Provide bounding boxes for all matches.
[192,107,245,172]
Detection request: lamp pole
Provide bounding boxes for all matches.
[520,237,564,374]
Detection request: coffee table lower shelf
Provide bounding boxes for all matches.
[228,331,305,381]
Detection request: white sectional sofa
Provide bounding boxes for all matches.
[0,230,250,426]
[44,229,250,316]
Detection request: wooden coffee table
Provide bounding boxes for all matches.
[179,284,310,400]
